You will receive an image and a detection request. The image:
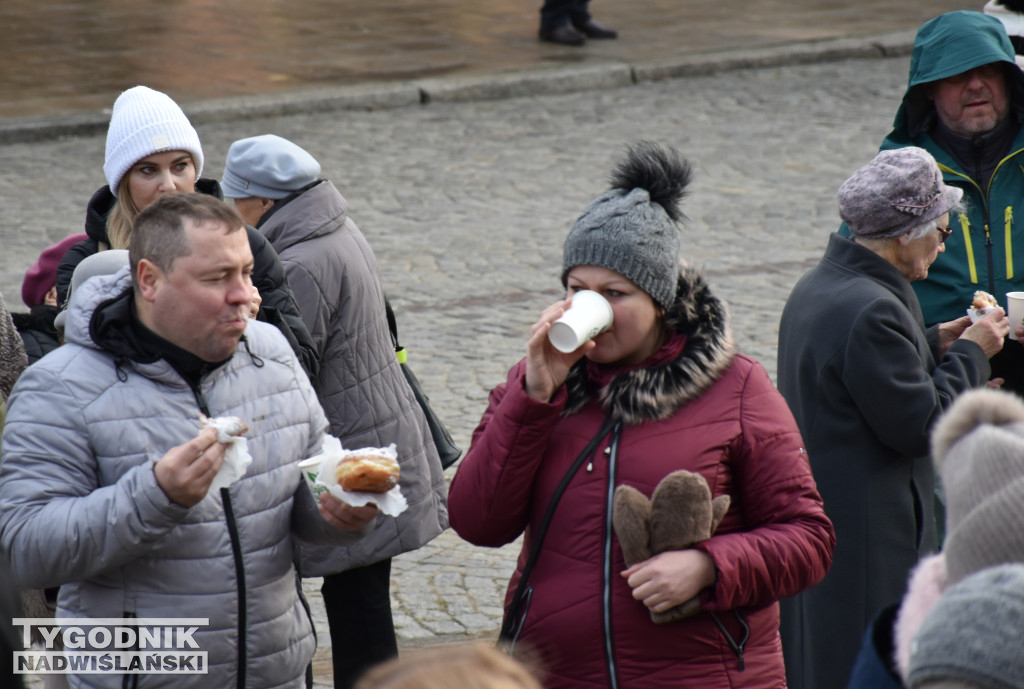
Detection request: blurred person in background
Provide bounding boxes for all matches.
[538,0,617,46]
[12,234,86,362]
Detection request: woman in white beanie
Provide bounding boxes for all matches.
[54,85,319,377]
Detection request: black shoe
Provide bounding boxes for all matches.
[572,19,618,39]
[539,24,586,46]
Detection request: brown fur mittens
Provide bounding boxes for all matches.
[612,470,730,623]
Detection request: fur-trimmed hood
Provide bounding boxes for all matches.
[563,262,736,425]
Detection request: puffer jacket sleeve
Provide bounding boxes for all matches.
[288,349,371,547]
[448,360,566,547]
[0,366,190,589]
[247,225,321,379]
[843,298,986,458]
[695,361,835,610]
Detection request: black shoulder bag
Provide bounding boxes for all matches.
[499,416,619,648]
[385,297,463,469]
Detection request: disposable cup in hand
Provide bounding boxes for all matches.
[298,457,330,500]
[1007,292,1024,341]
[548,290,614,353]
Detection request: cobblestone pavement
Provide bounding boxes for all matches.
[5,54,912,685]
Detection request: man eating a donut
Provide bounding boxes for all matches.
[0,192,377,689]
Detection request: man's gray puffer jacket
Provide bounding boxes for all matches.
[0,268,365,689]
[257,180,447,576]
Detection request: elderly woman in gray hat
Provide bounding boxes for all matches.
[777,146,1010,689]
[449,142,835,689]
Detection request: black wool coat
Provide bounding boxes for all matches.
[776,233,989,689]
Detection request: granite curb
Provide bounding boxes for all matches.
[0,30,915,145]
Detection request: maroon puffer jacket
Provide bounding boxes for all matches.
[450,267,834,689]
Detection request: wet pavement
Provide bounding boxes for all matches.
[3,0,983,686]
[2,0,968,122]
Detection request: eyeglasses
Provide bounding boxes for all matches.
[944,63,1004,85]
[936,225,953,244]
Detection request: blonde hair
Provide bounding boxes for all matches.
[105,154,198,250]
[106,176,141,250]
[353,643,542,689]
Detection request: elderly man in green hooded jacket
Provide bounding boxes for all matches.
[840,10,1024,394]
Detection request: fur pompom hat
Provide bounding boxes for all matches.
[931,387,1024,585]
[104,86,204,196]
[894,388,1024,679]
[562,141,692,310]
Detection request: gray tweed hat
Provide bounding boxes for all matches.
[838,147,962,239]
[562,142,692,310]
[906,563,1024,689]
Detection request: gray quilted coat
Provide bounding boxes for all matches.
[257,180,447,576]
[0,268,367,688]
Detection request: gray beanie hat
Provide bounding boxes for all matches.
[838,147,962,239]
[906,563,1024,689]
[221,134,321,200]
[562,141,692,310]
[931,388,1024,585]
[104,86,204,196]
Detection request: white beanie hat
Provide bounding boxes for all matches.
[103,86,204,196]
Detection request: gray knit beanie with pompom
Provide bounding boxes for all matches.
[907,564,1024,689]
[561,141,692,310]
[931,387,1024,584]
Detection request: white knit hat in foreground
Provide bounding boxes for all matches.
[103,85,204,195]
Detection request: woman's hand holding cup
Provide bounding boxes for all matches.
[525,297,597,402]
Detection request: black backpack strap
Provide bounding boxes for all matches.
[499,414,620,644]
[385,296,400,351]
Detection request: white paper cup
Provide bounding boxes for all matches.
[1007,292,1024,340]
[298,457,330,500]
[548,290,614,353]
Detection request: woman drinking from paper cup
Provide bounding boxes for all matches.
[449,141,835,689]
